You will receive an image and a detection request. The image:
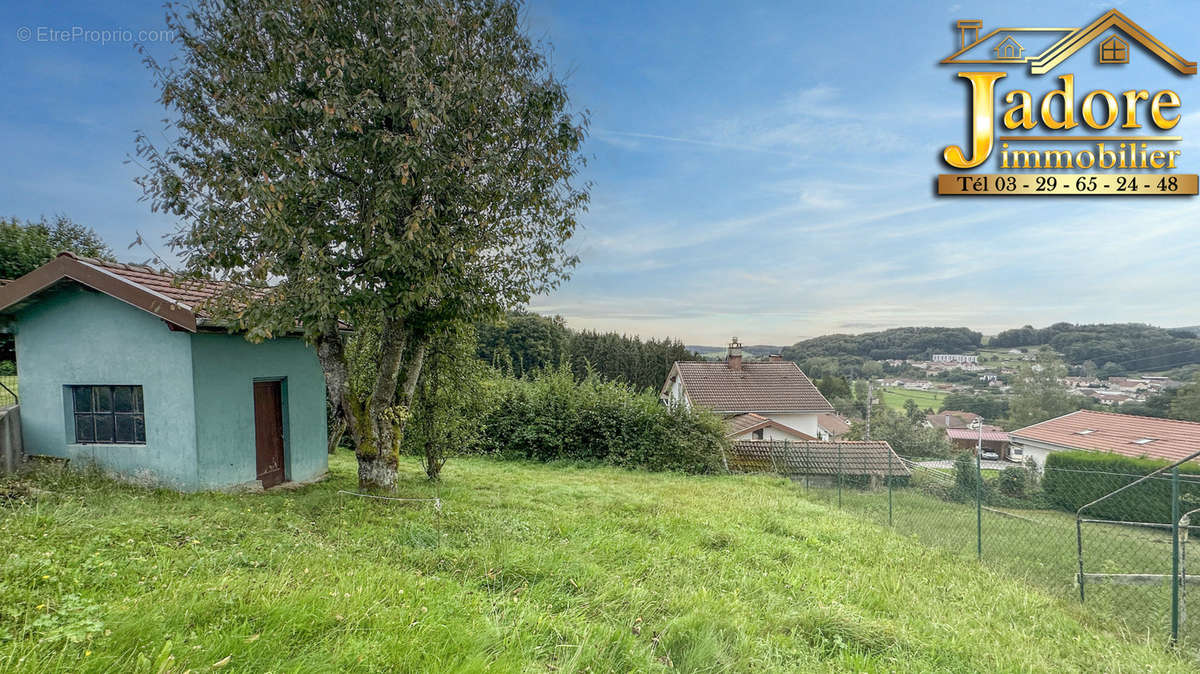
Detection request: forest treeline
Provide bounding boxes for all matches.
[989,323,1200,372]
[781,327,984,363]
[475,311,699,390]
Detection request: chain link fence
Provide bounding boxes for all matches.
[727,440,1200,652]
[0,375,16,407]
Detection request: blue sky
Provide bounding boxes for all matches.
[2,1,1199,345]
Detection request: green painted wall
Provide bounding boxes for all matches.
[190,333,328,488]
[14,287,200,488]
[12,285,328,491]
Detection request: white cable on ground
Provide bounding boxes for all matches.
[337,489,441,512]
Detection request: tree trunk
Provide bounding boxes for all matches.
[326,416,347,455]
[317,328,351,454]
[402,337,430,406]
[354,314,408,491]
[357,449,398,491]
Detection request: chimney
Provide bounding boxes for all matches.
[769,354,783,362]
[957,19,982,49]
[726,337,743,371]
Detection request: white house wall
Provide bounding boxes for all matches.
[761,413,820,438]
[730,425,813,442]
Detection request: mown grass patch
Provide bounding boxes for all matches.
[0,453,1194,672]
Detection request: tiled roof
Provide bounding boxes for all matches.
[817,413,851,436]
[727,440,909,477]
[1010,410,1200,463]
[926,411,982,429]
[723,413,816,440]
[675,361,833,413]
[72,254,231,317]
[727,413,769,435]
[946,428,1011,442]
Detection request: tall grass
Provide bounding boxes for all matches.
[0,454,1193,672]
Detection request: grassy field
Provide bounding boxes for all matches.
[803,476,1200,654]
[1,455,1196,672]
[878,386,947,412]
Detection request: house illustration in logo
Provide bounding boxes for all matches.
[993,36,1024,60]
[941,9,1196,75]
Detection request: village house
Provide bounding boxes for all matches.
[0,253,328,491]
[661,338,834,440]
[1009,409,1200,469]
[945,428,1013,460]
[817,413,852,441]
[931,354,978,364]
[925,410,982,430]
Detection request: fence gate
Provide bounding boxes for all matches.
[1076,457,1200,648]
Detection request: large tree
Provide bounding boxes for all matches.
[137,0,588,489]
[1007,351,1081,428]
[0,215,112,279]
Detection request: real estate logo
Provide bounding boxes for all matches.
[937,9,1197,196]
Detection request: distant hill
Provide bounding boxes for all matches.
[765,323,1200,376]
[782,327,983,363]
[686,344,783,360]
[989,323,1200,371]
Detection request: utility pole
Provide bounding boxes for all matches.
[973,417,983,560]
[866,380,872,441]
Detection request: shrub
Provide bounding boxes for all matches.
[0,361,14,376]
[949,452,990,502]
[1042,451,1200,523]
[476,364,727,473]
[998,466,1029,498]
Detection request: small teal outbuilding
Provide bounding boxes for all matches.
[0,252,328,490]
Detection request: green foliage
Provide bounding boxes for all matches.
[846,406,952,459]
[0,455,1185,671]
[1168,373,1200,422]
[0,215,112,279]
[815,375,850,401]
[997,465,1035,498]
[950,451,988,502]
[476,364,727,473]
[136,0,590,487]
[782,327,982,363]
[475,311,699,389]
[991,322,1200,372]
[939,393,1009,420]
[402,327,492,479]
[565,329,699,391]
[0,361,14,376]
[1007,352,1087,428]
[475,311,569,377]
[1042,451,1200,523]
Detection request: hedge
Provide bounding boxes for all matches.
[475,365,729,473]
[1042,451,1200,523]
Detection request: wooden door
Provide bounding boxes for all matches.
[253,380,285,488]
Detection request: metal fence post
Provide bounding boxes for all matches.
[1172,466,1181,646]
[976,448,983,561]
[1076,516,1085,603]
[837,442,843,509]
[887,448,893,527]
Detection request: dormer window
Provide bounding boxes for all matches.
[1076,429,1096,435]
[1133,438,1156,445]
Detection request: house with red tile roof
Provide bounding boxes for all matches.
[1009,409,1200,469]
[0,252,328,490]
[660,338,834,440]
